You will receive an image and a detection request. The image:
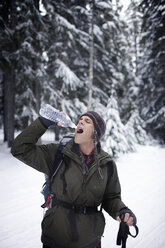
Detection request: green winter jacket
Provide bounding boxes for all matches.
[11,118,126,248]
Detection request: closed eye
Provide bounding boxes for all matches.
[78,116,93,125]
[85,119,92,124]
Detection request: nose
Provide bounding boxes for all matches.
[79,119,84,125]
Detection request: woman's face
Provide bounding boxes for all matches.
[74,116,94,145]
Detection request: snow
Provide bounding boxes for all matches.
[39,0,47,16]
[56,14,78,34]
[55,59,81,91]
[103,144,165,248]
[0,132,165,248]
[96,1,112,10]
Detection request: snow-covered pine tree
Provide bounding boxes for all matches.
[111,0,150,148]
[40,0,145,148]
[93,0,138,124]
[125,0,142,75]
[117,0,143,124]
[41,0,89,124]
[103,90,135,158]
[138,0,165,143]
[90,0,115,106]
[125,109,149,145]
[13,0,47,129]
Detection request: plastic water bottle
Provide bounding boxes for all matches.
[39,104,76,128]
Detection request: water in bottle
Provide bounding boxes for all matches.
[39,104,76,128]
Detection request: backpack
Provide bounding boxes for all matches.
[41,134,74,208]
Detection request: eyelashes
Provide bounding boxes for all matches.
[78,118,92,124]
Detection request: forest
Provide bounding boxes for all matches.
[0,0,164,157]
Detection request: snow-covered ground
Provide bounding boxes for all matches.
[0,131,165,248]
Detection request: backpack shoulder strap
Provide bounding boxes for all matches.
[41,134,74,208]
[50,134,74,182]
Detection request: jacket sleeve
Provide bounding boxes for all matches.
[11,118,58,176]
[102,160,126,220]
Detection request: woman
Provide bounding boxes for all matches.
[11,110,136,248]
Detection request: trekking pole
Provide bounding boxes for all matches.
[116,214,139,248]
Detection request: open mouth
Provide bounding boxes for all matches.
[77,128,83,134]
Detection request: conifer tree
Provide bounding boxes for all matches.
[0,0,16,146]
[125,0,142,75]
[41,0,89,122]
[13,0,47,129]
[138,0,165,142]
[125,109,149,144]
[103,90,135,157]
[92,0,136,119]
[0,0,48,144]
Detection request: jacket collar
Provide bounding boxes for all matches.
[62,139,111,167]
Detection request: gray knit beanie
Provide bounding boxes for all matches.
[80,111,106,141]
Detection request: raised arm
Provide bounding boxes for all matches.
[11,118,58,176]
